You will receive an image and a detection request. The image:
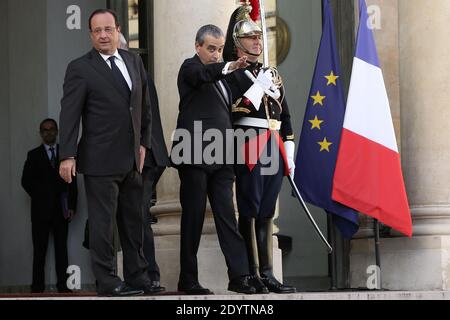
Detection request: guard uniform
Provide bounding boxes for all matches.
[226,62,294,219]
[223,0,297,294]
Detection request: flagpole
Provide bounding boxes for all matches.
[374,219,382,289]
[327,215,338,290]
[321,0,338,291]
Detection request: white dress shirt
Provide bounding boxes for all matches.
[44,144,57,161]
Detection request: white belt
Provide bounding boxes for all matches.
[234,117,281,131]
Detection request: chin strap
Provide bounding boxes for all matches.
[235,38,262,58]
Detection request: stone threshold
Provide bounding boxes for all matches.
[2,291,450,300]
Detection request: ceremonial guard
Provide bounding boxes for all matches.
[224,0,296,294]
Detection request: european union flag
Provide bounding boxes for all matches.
[294,0,359,238]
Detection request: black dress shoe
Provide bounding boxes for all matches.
[151,281,166,293]
[178,283,214,295]
[248,275,269,294]
[228,276,257,294]
[97,283,144,297]
[140,281,166,295]
[261,275,296,294]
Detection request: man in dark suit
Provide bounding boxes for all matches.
[141,77,170,293]
[117,33,168,294]
[171,25,256,295]
[22,119,78,293]
[59,9,156,297]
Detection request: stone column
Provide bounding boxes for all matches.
[350,0,450,291]
[151,1,263,293]
[399,0,450,238]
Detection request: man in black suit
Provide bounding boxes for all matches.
[117,33,168,294]
[59,9,156,297]
[22,119,78,293]
[171,25,256,295]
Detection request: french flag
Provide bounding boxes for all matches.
[332,0,412,237]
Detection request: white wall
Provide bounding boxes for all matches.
[0,0,12,288]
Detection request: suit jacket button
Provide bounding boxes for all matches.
[129,107,133,111]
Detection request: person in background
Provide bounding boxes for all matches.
[22,118,78,293]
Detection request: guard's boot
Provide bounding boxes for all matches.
[239,216,269,294]
[256,218,296,294]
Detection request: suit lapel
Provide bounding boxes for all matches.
[214,80,231,112]
[87,49,130,103]
[40,145,54,170]
[56,144,60,166]
[222,80,232,106]
[223,81,234,117]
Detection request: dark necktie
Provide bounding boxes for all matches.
[108,56,131,98]
[49,147,56,169]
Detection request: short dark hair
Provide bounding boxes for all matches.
[195,25,224,46]
[89,9,120,30]
[39,118,58,131]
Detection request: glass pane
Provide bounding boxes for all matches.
[128,0,139,49]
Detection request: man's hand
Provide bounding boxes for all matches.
[245,68,281,101]
[60,159,76,184]
[230,56,249,71]
[256,69,275,91]
[244,69,279,111]
[139,146,146,174]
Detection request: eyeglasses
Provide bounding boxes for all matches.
[91,27,117,36]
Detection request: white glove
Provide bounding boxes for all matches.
[284,141,296,179]
[258,69,281,100]
[244,69,276,111]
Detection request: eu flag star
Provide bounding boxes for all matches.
[309,116,324,130]
[311,91,326,106]
[325,71,339,86]
[318,137,333,152]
